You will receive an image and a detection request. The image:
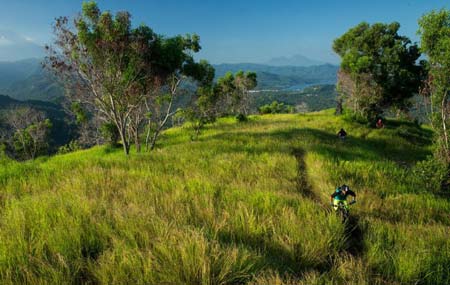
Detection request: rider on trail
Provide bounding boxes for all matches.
[337,128,347,141]
[330,184,356,211]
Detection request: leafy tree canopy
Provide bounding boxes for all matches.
[333,22,422,118]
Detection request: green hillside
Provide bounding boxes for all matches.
[0,111,448,284]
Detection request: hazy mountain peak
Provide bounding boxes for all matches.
[266,54,325,67]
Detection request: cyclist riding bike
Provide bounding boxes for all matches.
[337,128,347,141]
[330,184,356,212]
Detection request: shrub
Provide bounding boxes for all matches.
[100,122,120,147]
[258,101,294,114]
[412,157,448,193]
[236,113,248,122]
[57,140,82,154]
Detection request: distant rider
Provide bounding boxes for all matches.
[337,128,347,141]
[376,118,384,128]
[330,184,356,211]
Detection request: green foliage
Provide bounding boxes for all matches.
[50,1,207,155]
[235,113,248,122]
[0,95,75,154]
[333,22,422,121]
[13,118,52,160]
[418,9,450,163]
[217,70,258,116]
[258,101,294,114]
[252,85,338,113]
[412,156,448,193]
[70,102,88,125]
[100,122,119,147]
[57,140,82,155]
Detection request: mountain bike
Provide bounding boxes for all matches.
[334,200,355,223]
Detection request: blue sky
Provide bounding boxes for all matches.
[0,0,448,63]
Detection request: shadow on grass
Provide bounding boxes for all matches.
[174,126,432,166]
[292,147,326,207]
[344,215,365,258]
[216,230,333,278]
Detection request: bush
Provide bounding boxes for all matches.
[342,110,369,125]
[235,113,248,122]
[412,157,448,193]
[258,101,294,114]
[100,122,120,147]
[57,140,82,155]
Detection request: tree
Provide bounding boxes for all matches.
[5,107,52,160]
[418,9,450,163]
[216,71,257,117]
[47,2,206,154]
[182,60,217,140]
[333,22,422,121]
[46,1,159,155]
[69,101,102,148]
[141,36,206,151]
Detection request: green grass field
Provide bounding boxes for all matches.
[0,110,448,284]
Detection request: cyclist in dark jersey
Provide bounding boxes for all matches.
[337,128,347,141]
[330,184,356,211]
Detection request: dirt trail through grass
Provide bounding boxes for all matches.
[292,148,324,206]
[293,147,365,259]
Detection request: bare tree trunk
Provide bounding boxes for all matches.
[149,129,160,150]
[145,123,152,151]
[134,131,141,153]
[117,124,130,155]
[441,91,449,162]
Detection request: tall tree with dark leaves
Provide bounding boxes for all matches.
[333,22,422,121]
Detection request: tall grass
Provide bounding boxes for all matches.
[0,110,447,284]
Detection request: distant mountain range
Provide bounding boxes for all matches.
[0,58,63,101]
[0,58,338,102]
[213,63,338,90]
[265,54,326,66]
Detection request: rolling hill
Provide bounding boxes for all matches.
[213,63,338,90]
[0,111,447,284]
[0,58,62,101]
[0,59,338,102]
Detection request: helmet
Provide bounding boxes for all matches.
[341,184,349,191]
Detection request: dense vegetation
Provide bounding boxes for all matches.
[333,22,422,121]
[0,95,75,156]
[0,111,448,284]
[252,85,338,113]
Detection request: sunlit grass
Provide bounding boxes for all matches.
[0,109,447,284]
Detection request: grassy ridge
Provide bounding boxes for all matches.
[0,110,448,284]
